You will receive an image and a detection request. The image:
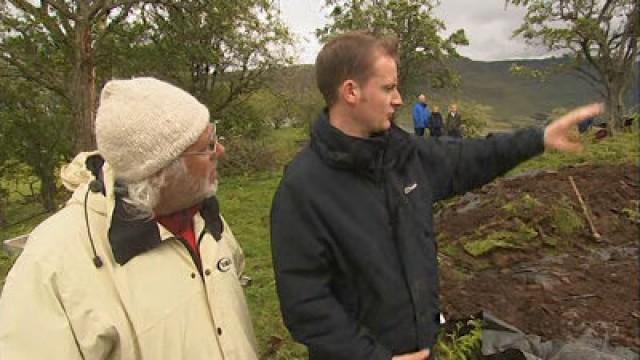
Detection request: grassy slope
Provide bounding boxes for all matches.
[274,59,611,131]
[217,127,309,358]
[218,173,307,358]
[0,127,636,359]
[510,131,639,175]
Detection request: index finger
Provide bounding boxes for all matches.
[559,103,605,127]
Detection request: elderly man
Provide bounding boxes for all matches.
[412,94,431,136]
[0,78,258,359]
[270,31,603,360]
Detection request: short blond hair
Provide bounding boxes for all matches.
[316,30,399,107]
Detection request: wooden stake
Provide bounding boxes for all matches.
[568,176,601,240]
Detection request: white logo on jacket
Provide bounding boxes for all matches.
[404,183,418,195]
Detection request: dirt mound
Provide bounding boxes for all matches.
[436,163,639,351]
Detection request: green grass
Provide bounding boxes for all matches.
[550,203,584,236]
[509,131,638,176]
[0,127,636,359]
[217,172,307,359]
[435,319,483,360]
[217,127,309,358]
[0,164,55,239]
[461,219,538,257]
[0,173,51,252]
[265,126,308,154]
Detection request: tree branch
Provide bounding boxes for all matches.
[579,39,600,71]
[94,4,134,45]
[10,0,71,48]
[0,53,67,100]
[621,4,640,59]
[93,0,177,18]
[88,0,108,19]
[213,58,269,115]
[46,0,76,20]
[598,0,615,21]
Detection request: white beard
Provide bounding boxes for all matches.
[182,174,218,207]
[159,173,218,214]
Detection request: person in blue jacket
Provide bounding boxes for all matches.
[412,94,431,136]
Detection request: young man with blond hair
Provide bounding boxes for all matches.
[270,30,602,360]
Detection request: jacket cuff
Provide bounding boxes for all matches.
[535,127,546,154]
[524,127,546,157]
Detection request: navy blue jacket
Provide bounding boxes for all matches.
[271,113,545,359]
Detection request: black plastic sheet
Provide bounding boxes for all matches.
[481,311,639,360]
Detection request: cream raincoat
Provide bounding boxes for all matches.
[0,152,258,359]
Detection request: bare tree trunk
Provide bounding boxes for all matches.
[70,19,97,153]
[605,78,627,134]
[0,203,6,227]
[37,169,58,213]
[614,85,626,129]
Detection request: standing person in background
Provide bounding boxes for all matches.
[446,103,463,138]
[0,77,258,360]
[270,30,603,360]
[412,94,431,136]
[428,105,444,137]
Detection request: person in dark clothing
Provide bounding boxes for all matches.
[445,103,463,137]
[270,30,603,360]
[577,117,594,133]
[428,105,444,137]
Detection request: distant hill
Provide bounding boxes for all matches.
[268,58,620,130]
[413,57,602,128]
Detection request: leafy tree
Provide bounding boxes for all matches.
[317,0,468,93]
[257,65,324,129]
[507,0,639,130]
[454,100,490,137]
[0,70,72,212]
[0,158,10,226]
[0,0,295,221]
[135,0,294,123]
[0,0,171,152]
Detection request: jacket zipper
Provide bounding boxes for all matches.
[194,228,226,349]
[378,148,397,227]
[174,236,204,278]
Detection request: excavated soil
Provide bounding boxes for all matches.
[437,163,639,351]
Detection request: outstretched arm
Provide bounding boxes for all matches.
[544,103,604,152]
[423,103,604,202]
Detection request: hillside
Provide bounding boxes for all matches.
[442,58,602,125]
[269,58,610,129]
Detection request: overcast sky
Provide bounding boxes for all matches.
[278,0,554,64]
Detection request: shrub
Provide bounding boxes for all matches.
[218,136,279,176]
[436,318,483,359]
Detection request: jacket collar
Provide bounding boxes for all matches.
[108,194,224,265]
[310,110,415,175]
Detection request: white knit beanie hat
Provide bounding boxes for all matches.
[96,77,209,183]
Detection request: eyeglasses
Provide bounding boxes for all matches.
[182,131,221,157]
